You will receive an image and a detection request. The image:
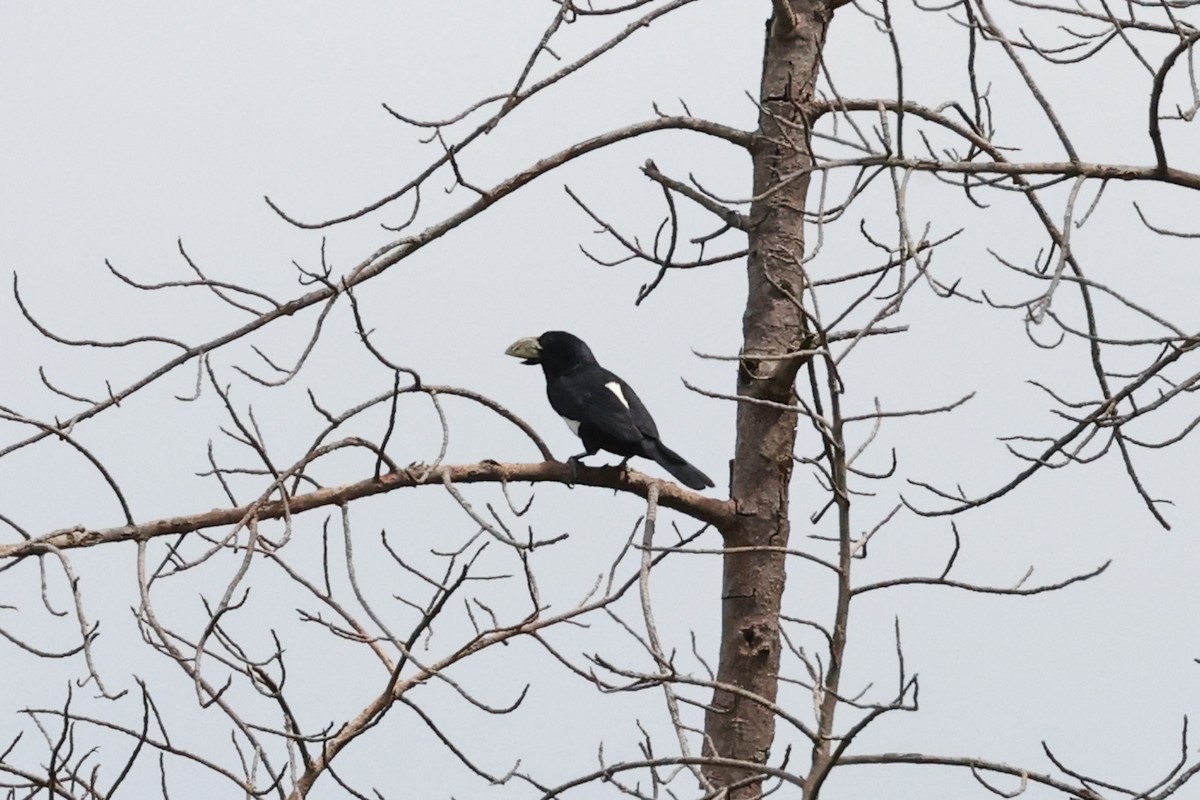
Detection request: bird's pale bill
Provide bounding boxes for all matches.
[504,337,542,363]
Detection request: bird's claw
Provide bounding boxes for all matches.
[616,457,632,481]
[565,455,581,488]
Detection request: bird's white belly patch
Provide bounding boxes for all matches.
[605,381,630,409]
[561,416,581,435]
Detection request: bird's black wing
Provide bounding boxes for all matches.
[546,366,658,448]
[617,377,662,439]
[548,364,714,489]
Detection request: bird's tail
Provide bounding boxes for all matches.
[648,441,714,490]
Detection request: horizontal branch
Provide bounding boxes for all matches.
[837,752,1103,799]
[794,153,1200,192]
[852,560,1111,597]
[811,97,1200,190]
[0,461,734,560]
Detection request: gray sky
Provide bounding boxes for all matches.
[2,2,1198,798]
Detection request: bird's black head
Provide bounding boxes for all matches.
[504,331,598,376]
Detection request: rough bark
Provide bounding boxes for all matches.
[702,3,830,796]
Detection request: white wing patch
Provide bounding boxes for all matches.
[605,381,630,409]
[560,416,581,436]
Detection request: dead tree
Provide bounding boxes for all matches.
[1,1,1199,798]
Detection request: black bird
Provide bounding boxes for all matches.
[505,331,714,490]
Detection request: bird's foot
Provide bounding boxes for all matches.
[613,456,633,482]
[565,455,583,488]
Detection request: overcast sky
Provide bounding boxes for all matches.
[1,3,1199,798]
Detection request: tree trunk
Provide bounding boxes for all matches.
[703,3,830,796]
